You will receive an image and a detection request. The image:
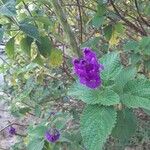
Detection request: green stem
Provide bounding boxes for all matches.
[50,0,81,57]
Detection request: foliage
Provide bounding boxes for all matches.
[0,0,150,150]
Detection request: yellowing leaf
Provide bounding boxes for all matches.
[109,31,120,46]
[24,136,29,145]
[49,49,63,67]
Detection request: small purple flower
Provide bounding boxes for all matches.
[8,126,16,136]
[45,129,60,143]
[50,111,56,116]
[73,48,104,89]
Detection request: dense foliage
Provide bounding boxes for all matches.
[0,0,150,150]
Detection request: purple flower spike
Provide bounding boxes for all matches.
[8,126,16,135]
[73,48,104,89]
[45,129,60,143]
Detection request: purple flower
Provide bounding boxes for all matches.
[45,129,60,143]
[8,126,16,135]
[73,48,104,89]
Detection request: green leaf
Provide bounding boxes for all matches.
[115,66,136,87]
[144,4,150,16]
[139,36,150,55]
[0,0,16,17]
[112,109,137,143]
[19,23,40,42]
[114,22,124,34]
[81,105,117,150]
[92,15,104,28]
[36,36,51,57]
[43,141,52,150]
[32,54,44,66]
[19,107,31,115]
[101,52,122,81]
[121,94,150,110]
[0,28,4,43]
[5,37,15,58]
[144,60,150,71]
[103,25,113,41]
[35,16,51,26]
[68,83,120,106]
[27,138,44,150]
[80,37,100,49]
[143,109,150,116]
[123,40,139,52]
[121,79,150,110]
[29,125,47,138]
[123,79,150,98]
[34,105,41,117]
[20,36,33,56]
[49,49,63,67]
[97,4,106,16]
[130,53,141,65]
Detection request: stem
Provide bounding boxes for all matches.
[109,0,147,36]
[0,122,28,133]
[76,0,83,43]
[50,0,81,57]
[134,0,150,27]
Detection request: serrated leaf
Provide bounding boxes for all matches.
[115,66,136,87]
[123,40,139,52]
[112,109,137,143]
[36,36,51,58]
[130,53,141,65]
[20,36,33,57]
[5,37,15,58]
[0,0,16,17]
[27,138,44,150]
[49,49,63,67]
[19,23,40,42]
[81,105,117,150]
[101,52,122,81]
[68,82,120,105]
[92,15,104,28]
[121,94,150,110]
[123,79,150,98]
[122,79,150,110]
[29,125,47,138]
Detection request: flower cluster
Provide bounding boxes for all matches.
[73,48,104,89]
[8,126,16,136]
[45,128,60,143]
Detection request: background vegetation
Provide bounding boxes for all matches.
[0,0,150,150]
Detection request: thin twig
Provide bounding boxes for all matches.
[134,0,150,27]
[76,0,83,42]
[0,123,28,133]
[109,0,146,36]
[22,1,38,27]
[50,0,82,57]
[62,3,96,12]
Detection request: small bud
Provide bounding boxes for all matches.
[8,126,16,136]
[45,128,60,143]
